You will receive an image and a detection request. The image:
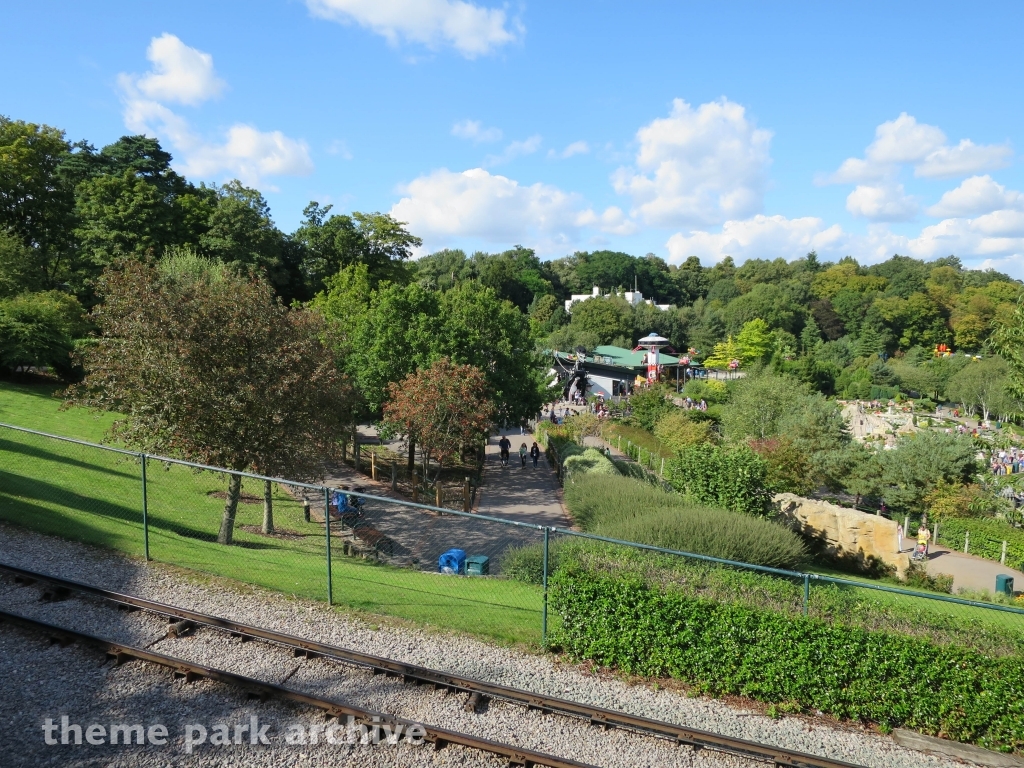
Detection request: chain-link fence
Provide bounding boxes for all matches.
[2,421,1022,654]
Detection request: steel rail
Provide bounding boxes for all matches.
[0,607,593,768]
[0,562,863,768]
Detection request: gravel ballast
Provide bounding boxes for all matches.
[0,522,975,767]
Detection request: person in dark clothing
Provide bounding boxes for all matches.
[530,442,540,467]
[497,435,511,466]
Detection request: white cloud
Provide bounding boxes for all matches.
[121,33,225,106]
[612,98,772,228]
[327,138,353,159]
[306,0,520,58]
[665,215,845,265]
[927,175,1023,218]
[826,113,1012,183]
[451,119,502,143]
[548,140,590,160]
[390,167,626,253]
[119,36,312,186]
[915,139,1013,179]
[484,135,542,166]
[845,183,918,221]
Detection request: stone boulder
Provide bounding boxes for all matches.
[774,493,910,577]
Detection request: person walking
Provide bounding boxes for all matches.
[530,441,540,467]
[519,442,528,468]
[498,435,511,467]
[917,519,931,557]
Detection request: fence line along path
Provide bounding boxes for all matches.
[475,428,570,529]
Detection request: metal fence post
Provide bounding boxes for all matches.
[1002,540,1008,565]
[140,453,150,561]
[324,486,333,605]
[802,574,809,616]
[542,526,550,646]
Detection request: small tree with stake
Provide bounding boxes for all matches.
[67,253,354,544]
[381,358,493,486]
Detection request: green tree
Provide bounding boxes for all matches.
[721,372,807,440]
[200,181,284,276]
[0,117,76,288]
[945,357,1016,422]
[68,257,354,545]
[568,296,632,345]
[0,290,86,377]
[879,431,979,514]
[735,318,773,365]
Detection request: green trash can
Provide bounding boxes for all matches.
[996,574,1014,596]
[465,555,490,576]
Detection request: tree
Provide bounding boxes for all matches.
[945,357,1016,422]
[199,181,284,278]
[653,411,716,452]
[703,335,742,370]
[991,299,1024,401]
[295,203,420,291]
[879,431,979,514]
[721,372,807,440]
[735,318,773,365]
[381,358,492,481]
[68,255,354,544]
[0,290,86,377]
[568,295,632,345]
[747,436,814,495]
[0,117,76,288]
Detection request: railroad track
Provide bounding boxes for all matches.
[0,562,863,768]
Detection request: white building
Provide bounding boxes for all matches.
[564,285,672,314]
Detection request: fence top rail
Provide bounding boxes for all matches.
[0,422,546,531]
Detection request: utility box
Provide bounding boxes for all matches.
[996,574,1014,596]
[465,555,490,576]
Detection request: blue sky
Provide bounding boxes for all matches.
[3,1,1023,274]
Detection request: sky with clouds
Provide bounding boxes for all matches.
[3,1,1023,274]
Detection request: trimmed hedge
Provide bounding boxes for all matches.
[937,518,1024,572]
[551,562,1024,753]
[563,447,619,481]
[667,444,773,518]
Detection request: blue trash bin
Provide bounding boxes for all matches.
[438,548,466,575]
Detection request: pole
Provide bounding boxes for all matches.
[1002,540,1008,565]
[140,454,150,561]
[803,574,809,616]
[324,487,333,605]
[964,530,969,554]
[542,527,550,646]
[660,457,664,478]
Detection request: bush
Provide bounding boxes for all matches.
[595,505,807,570]
[563,447,619,481]
[627,387,673,431]
[667,444,773,518]
[653,410,716,452]
[903,562,954,594]
[562,473,806,569]
[747,436,814,495]
[937,518,1024,571]
[551,563,1024,752]
[501,541,563,584]
[681,378,729,404]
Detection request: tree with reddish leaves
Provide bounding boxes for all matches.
[67,252,355,544]
[382,358,493,482]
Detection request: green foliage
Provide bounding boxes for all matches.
[568,294,633,345]
[946,357,1017,421]
[562,473,806,569]
[937,518,1024,571]
[600,421,671,458]
[627,386,673,431]
[653,410,716,452]
[720,372,807,440]
[879,431,980,514]
[0,290,86,377]
[563,447,620,481]
[550,563,1024,751]
[667,444,774,518]
[747,436,814,495]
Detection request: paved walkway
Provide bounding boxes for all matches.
[476,429,570,529]
[901,536,1024,594]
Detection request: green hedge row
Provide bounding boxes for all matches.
[551,562,1024,753]
[938,518,1024,572]
[666,444,773,518]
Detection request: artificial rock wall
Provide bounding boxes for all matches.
[774,493,910,577]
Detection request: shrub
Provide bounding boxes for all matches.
[562,473,806,569]
[501,541,563,584]
[627,386,673,431]
[563,447,619,481]
[551,563,1024,752]
[682,378,729,404]
[747,436,814,495]
[595,505,807,570]
[937,518,1024,571]
[653,410,716,452]
[667,444,773,518]
[903,562,954,594]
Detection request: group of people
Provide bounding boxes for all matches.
[991,447,1024,475]
[497,435,541,468]
[679,397,708,411]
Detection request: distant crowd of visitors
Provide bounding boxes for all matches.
[992,448,1024,475]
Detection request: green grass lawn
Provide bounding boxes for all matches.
[0,379,545,646]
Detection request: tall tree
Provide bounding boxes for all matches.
[68,254,354,545]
